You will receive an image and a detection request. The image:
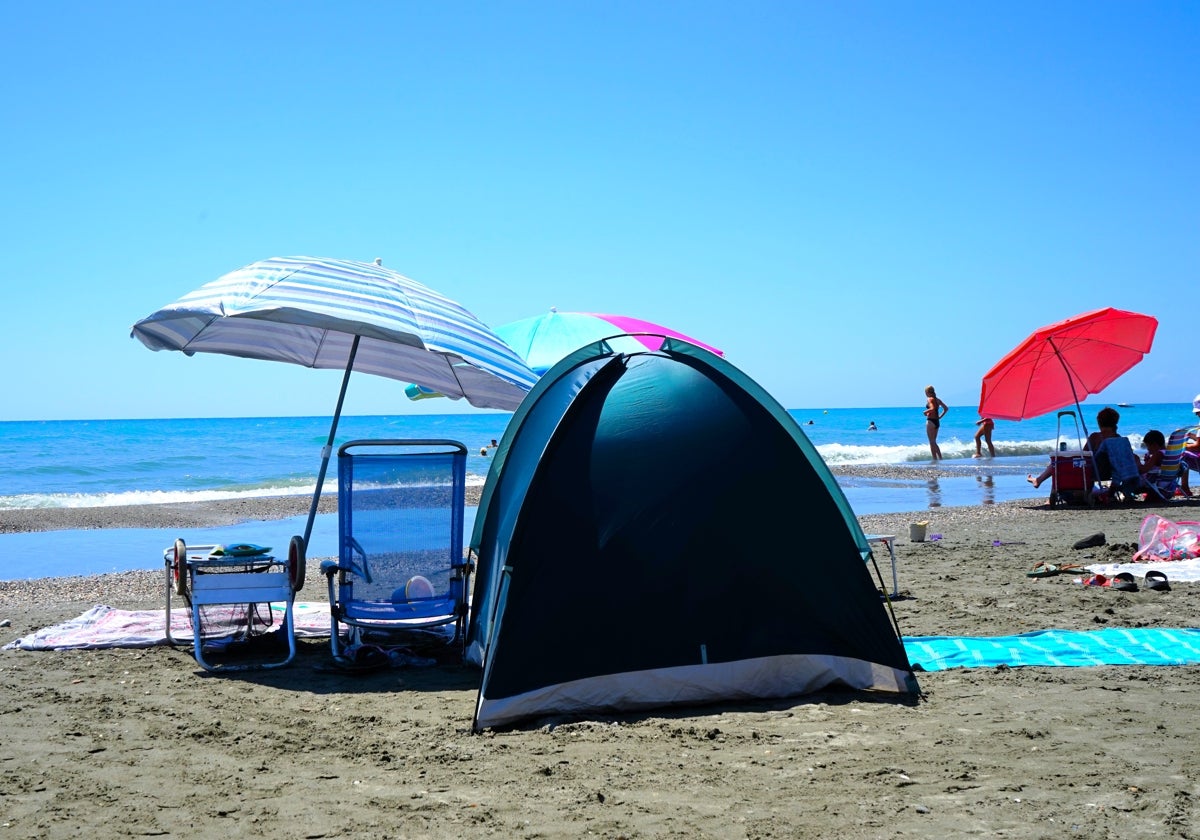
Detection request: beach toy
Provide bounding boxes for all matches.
[222,543,272,557]
[909,521,928,542]
[394,575,435,601]
[206,543,272,557]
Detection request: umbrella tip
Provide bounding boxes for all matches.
[374,257,382,265]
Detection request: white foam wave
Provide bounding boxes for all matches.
[0,485,316,511]
[816,437,1101,465]
[817,442,934,466]
[0,474,490,511]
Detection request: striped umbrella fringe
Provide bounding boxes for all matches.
[133,256,538,410]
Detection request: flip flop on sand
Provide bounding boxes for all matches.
[1145,570,1171,591]
[1082,574,1110,587]
[1027,562,1060,578]
[1111,572,1139,592]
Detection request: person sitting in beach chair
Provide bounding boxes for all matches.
[1028,407,1137,504]
[1171,428,1198,496]
[1138,429,1173,501]
[1184,434,1199,496]
[1093,433,1141,502]
[1142,426,1200,501]
[1179,394,1200,496]
[1028,407,1124,500]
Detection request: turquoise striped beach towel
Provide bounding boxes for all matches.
[905,627,1200,671]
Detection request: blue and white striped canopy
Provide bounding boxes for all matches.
[131,256,538,410]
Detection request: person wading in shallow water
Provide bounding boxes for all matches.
[974,417,996,458]
[923,384,949,460]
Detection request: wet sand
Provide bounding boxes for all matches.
[3,495,1200,837]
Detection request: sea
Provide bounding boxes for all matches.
[2,403,1193,580]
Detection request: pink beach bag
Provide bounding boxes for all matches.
[1135,514,1200,562]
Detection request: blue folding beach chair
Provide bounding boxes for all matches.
[320,439,471,664]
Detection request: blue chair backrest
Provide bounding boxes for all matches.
[337,440,467,603]
[1096,436,1140,486]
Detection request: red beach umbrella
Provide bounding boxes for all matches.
[978,307,1158,426]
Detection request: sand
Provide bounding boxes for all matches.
[3,495,1200,838]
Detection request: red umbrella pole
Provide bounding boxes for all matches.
[1048,336,1089,439]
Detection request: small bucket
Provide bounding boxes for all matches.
[909,521,928,542]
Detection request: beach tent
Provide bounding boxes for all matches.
[467,337,918,731]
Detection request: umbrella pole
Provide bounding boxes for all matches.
[302,335,360,548]
[1049,337,1090,440]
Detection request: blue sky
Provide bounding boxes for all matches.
[2,2,1196,421]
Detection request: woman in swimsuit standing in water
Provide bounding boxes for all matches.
[924,384,949,460]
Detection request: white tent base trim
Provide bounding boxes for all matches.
[474,653,913,731]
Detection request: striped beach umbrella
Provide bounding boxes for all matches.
[132,256,537,409]
[132,255,538,546]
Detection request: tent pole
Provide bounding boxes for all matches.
[1048,337,1090,440]
[303,335,360,548]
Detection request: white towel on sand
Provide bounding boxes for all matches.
[1086,557,1200,583]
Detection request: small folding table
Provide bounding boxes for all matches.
[865,534,899,598]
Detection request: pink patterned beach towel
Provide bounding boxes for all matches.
[3,603,331,651]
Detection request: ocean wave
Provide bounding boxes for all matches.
[816,437,1095,465]
[0,485,315,510]
[0,474,490,511]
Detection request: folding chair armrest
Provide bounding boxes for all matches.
[320,559,344,578]
[340,537,373,583]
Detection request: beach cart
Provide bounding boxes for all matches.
[1048,410,1096,507]
[164,538,305,671]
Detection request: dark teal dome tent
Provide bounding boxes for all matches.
[467,337,917,731]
